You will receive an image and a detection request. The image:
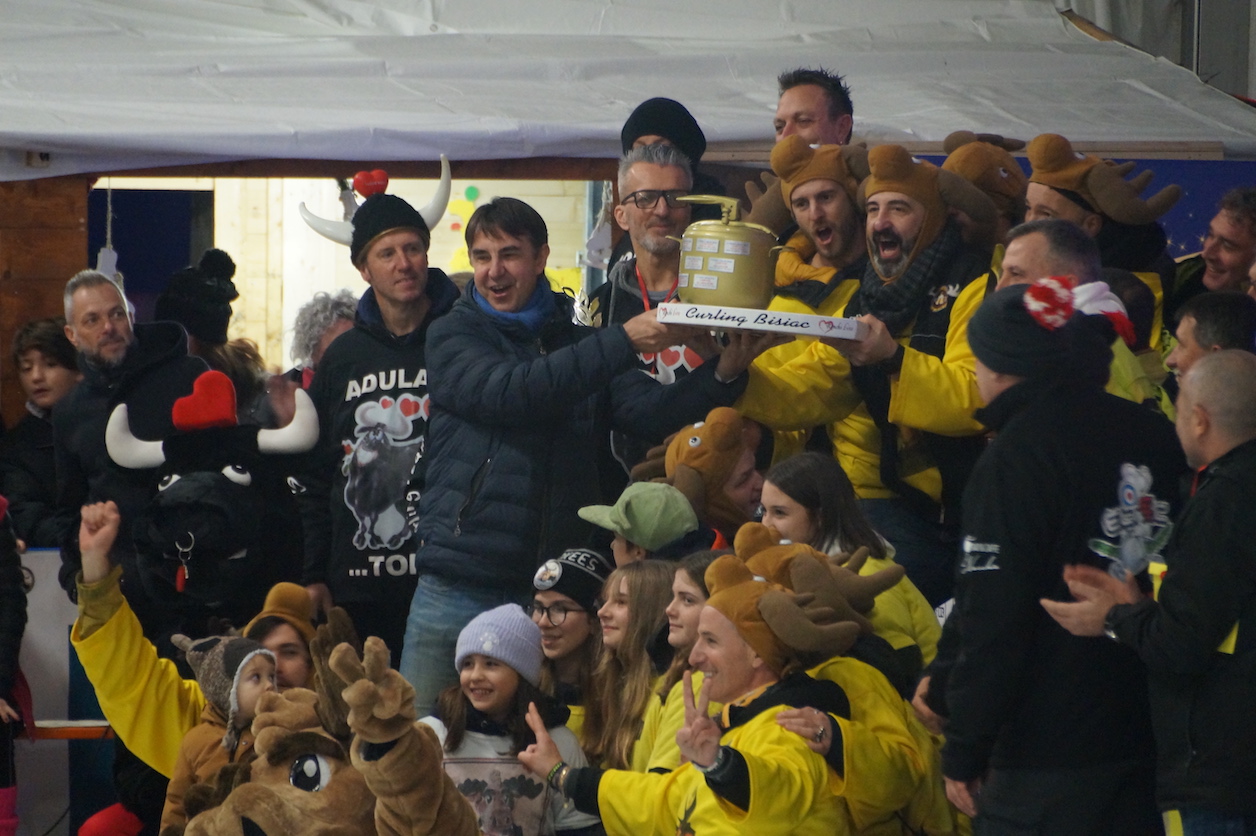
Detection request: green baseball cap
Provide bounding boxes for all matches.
[578,482,699,552]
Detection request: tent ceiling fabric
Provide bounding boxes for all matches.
[2,0,1254,181]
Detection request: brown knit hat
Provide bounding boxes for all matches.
[704,555,790,675]
[1026,133,1181,225]
[942,132,1028,223]
[244,582,317,644]
[770,134,864,204]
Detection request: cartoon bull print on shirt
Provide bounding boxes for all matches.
[342,394,426,551]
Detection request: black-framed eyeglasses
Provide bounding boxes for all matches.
[620,189,690,210]
[527,602,586,626]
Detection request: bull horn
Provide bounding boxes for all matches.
[418,154,452,230]
[257,388,319,454]
[299,202,354,245]
[106,404,166,469]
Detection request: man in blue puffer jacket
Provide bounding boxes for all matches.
[401,197,773,713]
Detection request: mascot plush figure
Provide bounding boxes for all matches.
[106,370,318,623]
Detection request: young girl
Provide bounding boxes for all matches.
[640,550,725,772]
[761,452,940,669]
[422,604,600,836]
[529,548,612,737]
[582,560,673,771]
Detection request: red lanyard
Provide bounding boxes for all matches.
[636,263,679,313]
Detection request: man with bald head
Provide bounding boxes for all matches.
[1044,350,1256,832]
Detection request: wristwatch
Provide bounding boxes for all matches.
[1102,608,1120,642]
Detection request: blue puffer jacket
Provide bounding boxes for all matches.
[415,287,745,589]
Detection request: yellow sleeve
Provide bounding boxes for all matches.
[888,276,987,436]
[810,658,926,831]
[718,711,847,835]
[861,557,941,668]
[630,691,665,772]
[597,767,682,835]
[739,338,861,431]
[71,575,206,778]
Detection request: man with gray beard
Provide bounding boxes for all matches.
[589,143,718,478]
[53,269,207,612]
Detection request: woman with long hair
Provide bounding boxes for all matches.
[761,452,940,669]
[528,548,612,737]
[637,549,727,772]
[581,560,672,770]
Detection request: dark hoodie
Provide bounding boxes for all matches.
[297,269,460,611]
[54,320,208,608]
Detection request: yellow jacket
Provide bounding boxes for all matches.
[71,566,206,778]
[809,656,957,835]
[741,275,989,501]
[598,706,848,835]
[862,555,942,667]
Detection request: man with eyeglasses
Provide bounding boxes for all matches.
[589,142,779,482]
[590,142,700,383]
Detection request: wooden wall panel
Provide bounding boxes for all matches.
[0,178,89,428]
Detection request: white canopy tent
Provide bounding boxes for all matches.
[3,0,1255,182]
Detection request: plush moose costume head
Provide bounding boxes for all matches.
[106,370,318,622]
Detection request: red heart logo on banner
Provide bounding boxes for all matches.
[353,169,389,197]
[818,320,836,333]
[172,371,238,431]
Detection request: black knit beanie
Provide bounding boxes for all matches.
[155,248,239,344]
[533,548,613,612]
[620,97,707,165]
[349,193,430,266]
[969,278,1112,385]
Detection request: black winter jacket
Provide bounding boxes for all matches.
[53,322,207,605]
[941,378,1186,781]
[0,410,70,548]
[414,286,745,590]
[297,274,459,606]
[1110,437,1256,815]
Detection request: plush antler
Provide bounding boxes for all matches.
[943,130,1026,153]
[1085,162,1181,225]
[331,637,417,745]
[309,607,362,743]
[758,588,860,665]
[827,546,906,614]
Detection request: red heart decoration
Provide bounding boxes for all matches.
[353,169,389,198]
[659,347,681,368]
[172,371,238,431]
[399,396,421,417]
[380,396,394,410]
[818,320,835,333]
[682,347,705,368]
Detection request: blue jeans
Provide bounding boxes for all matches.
[858,497,958,608]
[1175,808,1256,836]
[399,573,529,716]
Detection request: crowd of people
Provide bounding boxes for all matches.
[1,64,1255,836]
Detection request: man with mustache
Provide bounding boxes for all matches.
[741,146,995,607]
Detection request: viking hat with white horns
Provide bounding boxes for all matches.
[298,156,453,266]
